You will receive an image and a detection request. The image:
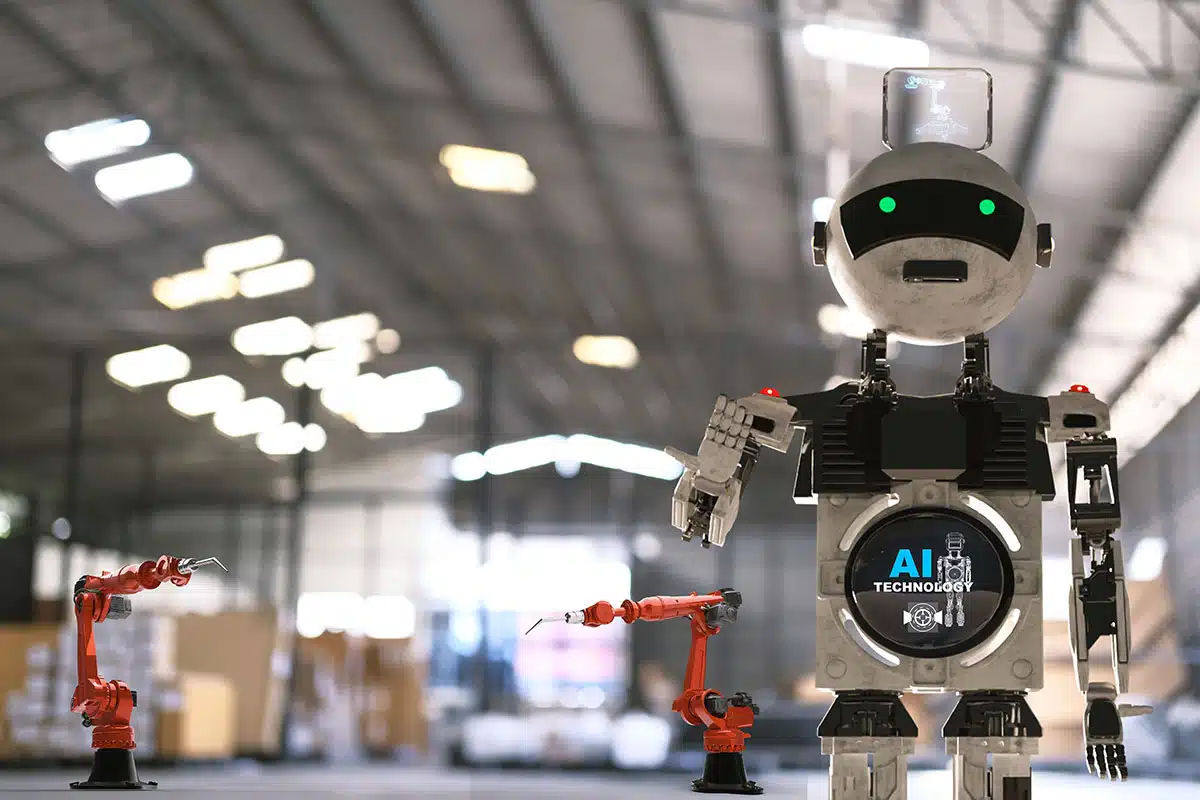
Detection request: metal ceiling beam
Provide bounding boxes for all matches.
[630,3,739,314]
[762,0,810,287]
[1011,0,1085,189]
[110,0,564,433]
[508,0,706,414]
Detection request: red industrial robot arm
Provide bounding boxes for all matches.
[539,588,757,755]
[71,556,224,750]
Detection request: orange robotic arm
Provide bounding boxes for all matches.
[71,556,224,751]
[563,588,757,755]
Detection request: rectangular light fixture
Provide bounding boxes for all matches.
[256,421,326,456]
[812,196,835,222]
[94,152,194,202]
[44,117,151,168]
[152,268,239,310]
[167,375,245,417]
[106,344,191,389]
[817,303,875,339]
[320,373,383,418]
[438,144,536,194]
[213,397,286,438]
[312,312,380,350]
[238,258,315,298]
[204,235,286,273]
[231,317,313,357]
[799,24,930,69]
[451,434,685,482]
[573,335,640,370]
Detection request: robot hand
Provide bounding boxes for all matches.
[1083,682,1153,780]
[667,393,796,547]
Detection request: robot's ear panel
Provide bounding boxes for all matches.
[1036,223,1053,268]
[812,221,828,267]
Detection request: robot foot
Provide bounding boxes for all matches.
[823,738,913,800]
[691,752,763,795]
[946,740,1033,800]
[70,748,157,791]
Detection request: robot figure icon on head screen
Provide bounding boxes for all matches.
[666,67,1153,798]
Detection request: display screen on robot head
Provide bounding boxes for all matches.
[882,67,992,151]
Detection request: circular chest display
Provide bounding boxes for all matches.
[844,507,1014,659]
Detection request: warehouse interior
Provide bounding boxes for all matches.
[0,0,1199,797]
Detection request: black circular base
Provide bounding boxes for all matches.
[71,748,157,791]
[70,781,157,791]
[691,752,764,795]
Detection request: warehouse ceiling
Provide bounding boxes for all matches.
[0,0,1196,508]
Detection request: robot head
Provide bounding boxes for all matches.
[816,142,1051,346]
[946,531,965,554]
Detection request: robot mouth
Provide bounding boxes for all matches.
[902,260,968,283]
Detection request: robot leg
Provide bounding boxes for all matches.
[943,691,1042,800]
[819,691,917,800]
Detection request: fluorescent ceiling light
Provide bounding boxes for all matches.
[566,434,683,480]
[573,335,639,370]
[313,313,380,350]
[818,303,875,339]
[452,434,685,481]
[356,407,426,434]
[152,268,238,310]
[799,24,930,69]
[213,397,286,438]
[238,258,315,298]
[167,375,245,417]
[812,196,835,222]
[484,435,566,475]
[383,368,463,414]
[94,152,194,202]
[106,344,191,389]
[300,348,361,390]
[438,144,536,194]
[375,328,401,354]
[284,346,369,389]
[1127,537,1167,582]
[44,117,151,168]
[824,375,858,391]
[321,372,383,418]
[451,452,487,481]
[256,421,327,456]
[231,316,313,357]
[203,234,286,273]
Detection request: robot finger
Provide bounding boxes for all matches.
[1086,744,1096,776]
[1114,745,1128,781]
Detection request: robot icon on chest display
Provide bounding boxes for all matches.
[665,68,1152,799]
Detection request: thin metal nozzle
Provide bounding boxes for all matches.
[178,557,228,575]
[525,610,584,635]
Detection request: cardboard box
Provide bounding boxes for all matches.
[174,610,292,755]
[157,673,237,760]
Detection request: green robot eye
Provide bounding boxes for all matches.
[878,196,896,213]
[979,198,996,215]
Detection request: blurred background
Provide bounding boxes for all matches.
[0,0,1198,796]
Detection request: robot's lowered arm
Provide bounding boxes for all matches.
[666,389,798,547]
[1048,387,1152,781]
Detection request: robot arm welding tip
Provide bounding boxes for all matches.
[525,610,585,635]
[177,557,228,575]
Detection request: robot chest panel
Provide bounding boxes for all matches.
[800,393,1046,495]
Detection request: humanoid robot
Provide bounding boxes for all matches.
[665,69,1151,799]
[938,532,970,629]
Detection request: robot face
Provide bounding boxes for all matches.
[946,532,965,552]
[824,143,1040,346]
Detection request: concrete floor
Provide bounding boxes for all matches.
[0,764,1195,798]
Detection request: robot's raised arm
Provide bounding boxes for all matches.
[1046,387,1152,780]
[666,390,798,547]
